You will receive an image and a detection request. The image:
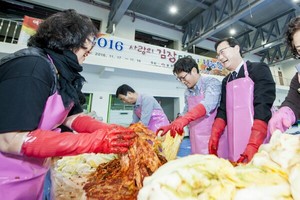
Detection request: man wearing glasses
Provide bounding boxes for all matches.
[157,56,228,158]
[208,37,275,163]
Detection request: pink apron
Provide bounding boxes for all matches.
[0,57,71,200]
[135,108,169,132]
[226,63,254,161]
[188,82,228,158]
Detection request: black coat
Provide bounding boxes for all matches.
[216,60,276,123]
[281,73,300,120]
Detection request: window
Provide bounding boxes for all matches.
[135,31,174,48]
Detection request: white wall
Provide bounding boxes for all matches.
[274,86,289,107]
[281,59,298,82]
[268,59,299,106]
[270,59,298,86]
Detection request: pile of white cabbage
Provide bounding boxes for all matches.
[138,131,300,200]
[51,153,117,200]
[53,153,117,177]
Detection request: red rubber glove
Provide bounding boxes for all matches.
[156,104,206,137]
[208,118,226,156]
[71,115,115,133]
[156,124,173,136]
[237,119,267,163]
[268,106,296,134]
[21,127,136,158]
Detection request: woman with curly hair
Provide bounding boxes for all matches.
[0,9,136,199]
[268,16,300,133]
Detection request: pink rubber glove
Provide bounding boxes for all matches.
[268,106,296,134]
[156,104,206,137]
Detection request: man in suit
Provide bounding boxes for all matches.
[208,37,276,163]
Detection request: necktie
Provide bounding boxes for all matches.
[232,71,237,80]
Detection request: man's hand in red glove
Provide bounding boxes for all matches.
[268,106,296,134]
[71,115,117,133]
[156,104,206,138]
[208,118,226,156]
[237,119,267,163]
[156,124,174,137]
[21,127,137,158]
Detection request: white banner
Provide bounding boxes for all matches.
[92,34,227,76]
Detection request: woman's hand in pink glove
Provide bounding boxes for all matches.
[268,106,296,134]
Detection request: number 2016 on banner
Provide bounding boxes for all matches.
[96,38,124,51]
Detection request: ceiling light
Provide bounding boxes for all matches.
[229,28,236,35]
[169,5,178,14]
[264,42,273,48]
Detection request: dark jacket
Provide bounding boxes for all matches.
[281,73,300,119]
[216,60,276,123]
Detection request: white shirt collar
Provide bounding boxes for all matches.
[233,60,244,74]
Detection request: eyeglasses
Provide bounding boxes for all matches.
[216,46,231,59]
[82,37,97,57]
[176,73,190,82]
[87,36,97,47]
[81,36,97,50]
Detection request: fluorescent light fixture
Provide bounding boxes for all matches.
[229,28,236,35]
[264,42,273,48]
[261,40,267,45]
[169,5,178,14]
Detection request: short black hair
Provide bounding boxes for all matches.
[116,84,135,96]
[286,16,300,59]
[214,37,242,56]
[28,9,98,52]
[173,56,199,75]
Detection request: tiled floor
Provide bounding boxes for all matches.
[177,137,191,157]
